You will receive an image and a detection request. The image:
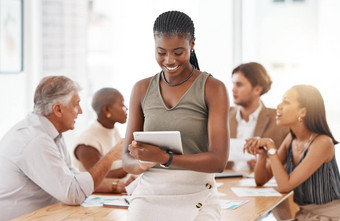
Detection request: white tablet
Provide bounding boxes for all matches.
[133,131,183,154]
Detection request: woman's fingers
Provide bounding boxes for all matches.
[128,141,162,162]
[128,143,141,159]
[244,137,262,155]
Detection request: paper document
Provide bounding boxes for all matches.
[231,187,281,197]
[239,178,277,187]
[81,195,130,207]
[220,199,249,209]
[228,138,255,170]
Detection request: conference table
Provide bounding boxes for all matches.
[12,173,297,221]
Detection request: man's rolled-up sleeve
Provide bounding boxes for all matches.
[67,171,94,205]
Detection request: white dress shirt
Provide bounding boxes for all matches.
[236,102,263,139]
[233,103,263,170]
[0,113,94,220]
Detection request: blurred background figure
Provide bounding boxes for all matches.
[73,87,133,193]
[228,62,289,170]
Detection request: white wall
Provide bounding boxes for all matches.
[318,0,340,141]
[0,0,41,138]
[241,0,340,141]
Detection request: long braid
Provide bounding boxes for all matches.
[190,50,200,71]
[153,11,200,70]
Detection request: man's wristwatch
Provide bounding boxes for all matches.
[267,148,278,156]
[160,150,173,168]
[112,180,118,192]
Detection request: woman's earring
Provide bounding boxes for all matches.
[106,113,111,118]
[298,116,302,122]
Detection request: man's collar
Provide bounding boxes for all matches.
[236,101,263,122]
[35,113,60,139]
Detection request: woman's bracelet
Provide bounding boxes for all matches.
[160,150,173,168]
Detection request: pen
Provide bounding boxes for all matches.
[124,198,130,205]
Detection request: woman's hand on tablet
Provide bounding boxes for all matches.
[128,140,167,164]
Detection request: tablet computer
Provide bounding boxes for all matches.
[133,131,183,154]
[215,171,244,179]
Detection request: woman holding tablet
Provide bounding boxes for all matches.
[122,11,229,221]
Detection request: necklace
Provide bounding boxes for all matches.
[295,134,314,153]
[162,67,195,87]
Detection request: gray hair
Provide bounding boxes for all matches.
[33,75,81,115]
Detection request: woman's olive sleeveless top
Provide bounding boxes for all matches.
[142,72,210,169]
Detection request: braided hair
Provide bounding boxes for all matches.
[153,11,200,70]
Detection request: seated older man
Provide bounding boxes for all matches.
[0,76,122,220]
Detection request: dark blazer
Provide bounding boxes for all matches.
[229,104,289,148]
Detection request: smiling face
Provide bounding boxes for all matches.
[59,93,82,132]
[154,34,194,80]
[276,88,306,127]
[232,72,261,107]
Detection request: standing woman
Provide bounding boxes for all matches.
[122,11,229,221]
[244,85,340,220]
